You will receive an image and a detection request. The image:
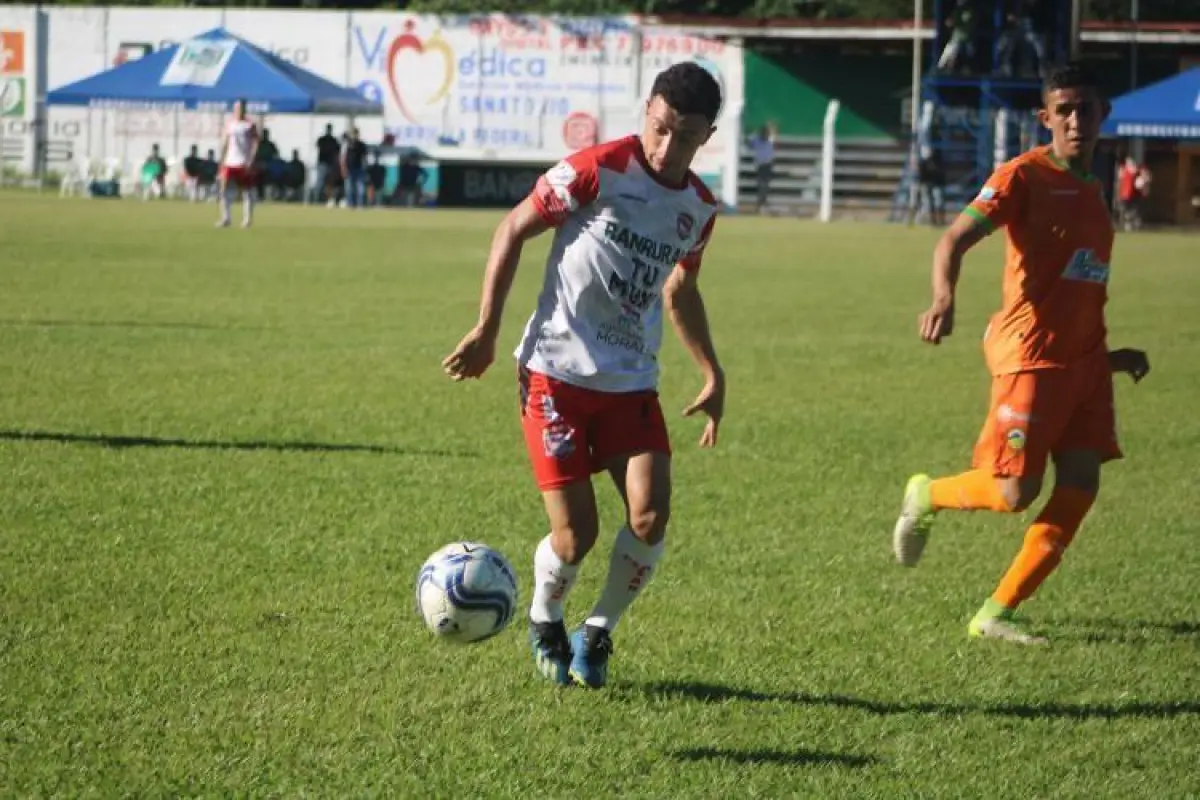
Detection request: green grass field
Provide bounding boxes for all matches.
[1,191,1197,797]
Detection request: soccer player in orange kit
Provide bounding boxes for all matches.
[892,62,1151,645]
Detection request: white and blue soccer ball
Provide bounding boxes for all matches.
[415,541,519,644]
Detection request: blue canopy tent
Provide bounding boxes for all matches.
[1102,68,1200,140]
[47,27,379,115]
[45,27,379,198]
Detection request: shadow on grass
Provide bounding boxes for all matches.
[625,681,1200,721]
[671,746,877,769]
[0,318,262,332]
[0,429,476,458]
[1047,617,1200,644]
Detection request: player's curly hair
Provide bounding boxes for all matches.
[1043,61,1101,96]
[650,62,722,124]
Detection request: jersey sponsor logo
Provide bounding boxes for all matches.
[996,404,1035,424]
[542,422,576,459]
[676,212,694,239]
[1061,248,1110,284]
[602,221,685,266]
[543,160,579,212]
[606,258,662,317]
[594,328,647,353]
[977,186,997,202]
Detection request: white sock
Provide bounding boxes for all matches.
[528,534,580,624]
[219,187,232,223]
[242,192,254,225]
[585,527,665,632]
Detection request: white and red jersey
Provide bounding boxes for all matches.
[515,136,719,393]
[222,118,258,168]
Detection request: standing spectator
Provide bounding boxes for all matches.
[997,0,1048,79]
[315,123,341,206]
[1135,162,1152,224]
[748,123,775,214]
[1117,155,1145,231]
[254,128,280,201]
[912,146,946,227]
[394,151,427,208]
[366,150,387,206]
[340,128,368,209]
[937,0,978,75]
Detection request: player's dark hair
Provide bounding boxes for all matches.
[650,62,722,125]
[1042,61,1101,99]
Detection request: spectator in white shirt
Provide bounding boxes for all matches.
[748,123,776,213]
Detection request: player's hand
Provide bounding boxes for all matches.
[684,369,725,448]
[1109,348,1151,383]
[918,296,955,344]
[442,325,497,382]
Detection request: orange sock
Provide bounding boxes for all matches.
[991,486,1095,610]
[930,469,1012,512]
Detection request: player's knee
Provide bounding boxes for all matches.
[1053,455,1102,495]
[628,504,670,546]
[550,522,599,565]
[998,476,1042,512]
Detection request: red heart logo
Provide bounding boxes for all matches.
[386,21,455,125]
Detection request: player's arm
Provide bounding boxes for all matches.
[920,213,992,344]
[664,220,724,448]
[441,198,550,381]
[920,163,1025,344]
[665,266,722,383]
[475,198,552,339]
[443,152,597,381]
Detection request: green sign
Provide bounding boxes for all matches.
[0,76,25,118]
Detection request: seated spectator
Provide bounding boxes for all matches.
[282,149,307,202]
[199,149,219,199]
[140,144,168,200]
[182,145,204,202]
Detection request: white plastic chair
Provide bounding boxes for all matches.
[59,156,92,197]
[164,156,186,200]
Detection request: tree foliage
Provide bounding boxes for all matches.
[32,0,1200,22]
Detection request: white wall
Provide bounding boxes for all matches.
[0,6,744,202]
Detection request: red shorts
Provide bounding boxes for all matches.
[518,367,671,491]
[219,165,255,189]
[973,355,1122,478]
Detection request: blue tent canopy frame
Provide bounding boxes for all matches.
[1102,67,1200,140]
[46,28,381,116]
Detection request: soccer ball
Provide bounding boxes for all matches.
[415,541,519,644]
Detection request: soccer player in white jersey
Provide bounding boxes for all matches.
[442,63,725,689]
[216,99,259,228]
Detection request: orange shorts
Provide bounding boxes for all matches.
[974,356,1122,478]
[518,367,671,491]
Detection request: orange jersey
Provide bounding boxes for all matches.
[965,146,1113,375]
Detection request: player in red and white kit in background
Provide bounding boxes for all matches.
[442,63,725,689]
[217,99,259,228]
